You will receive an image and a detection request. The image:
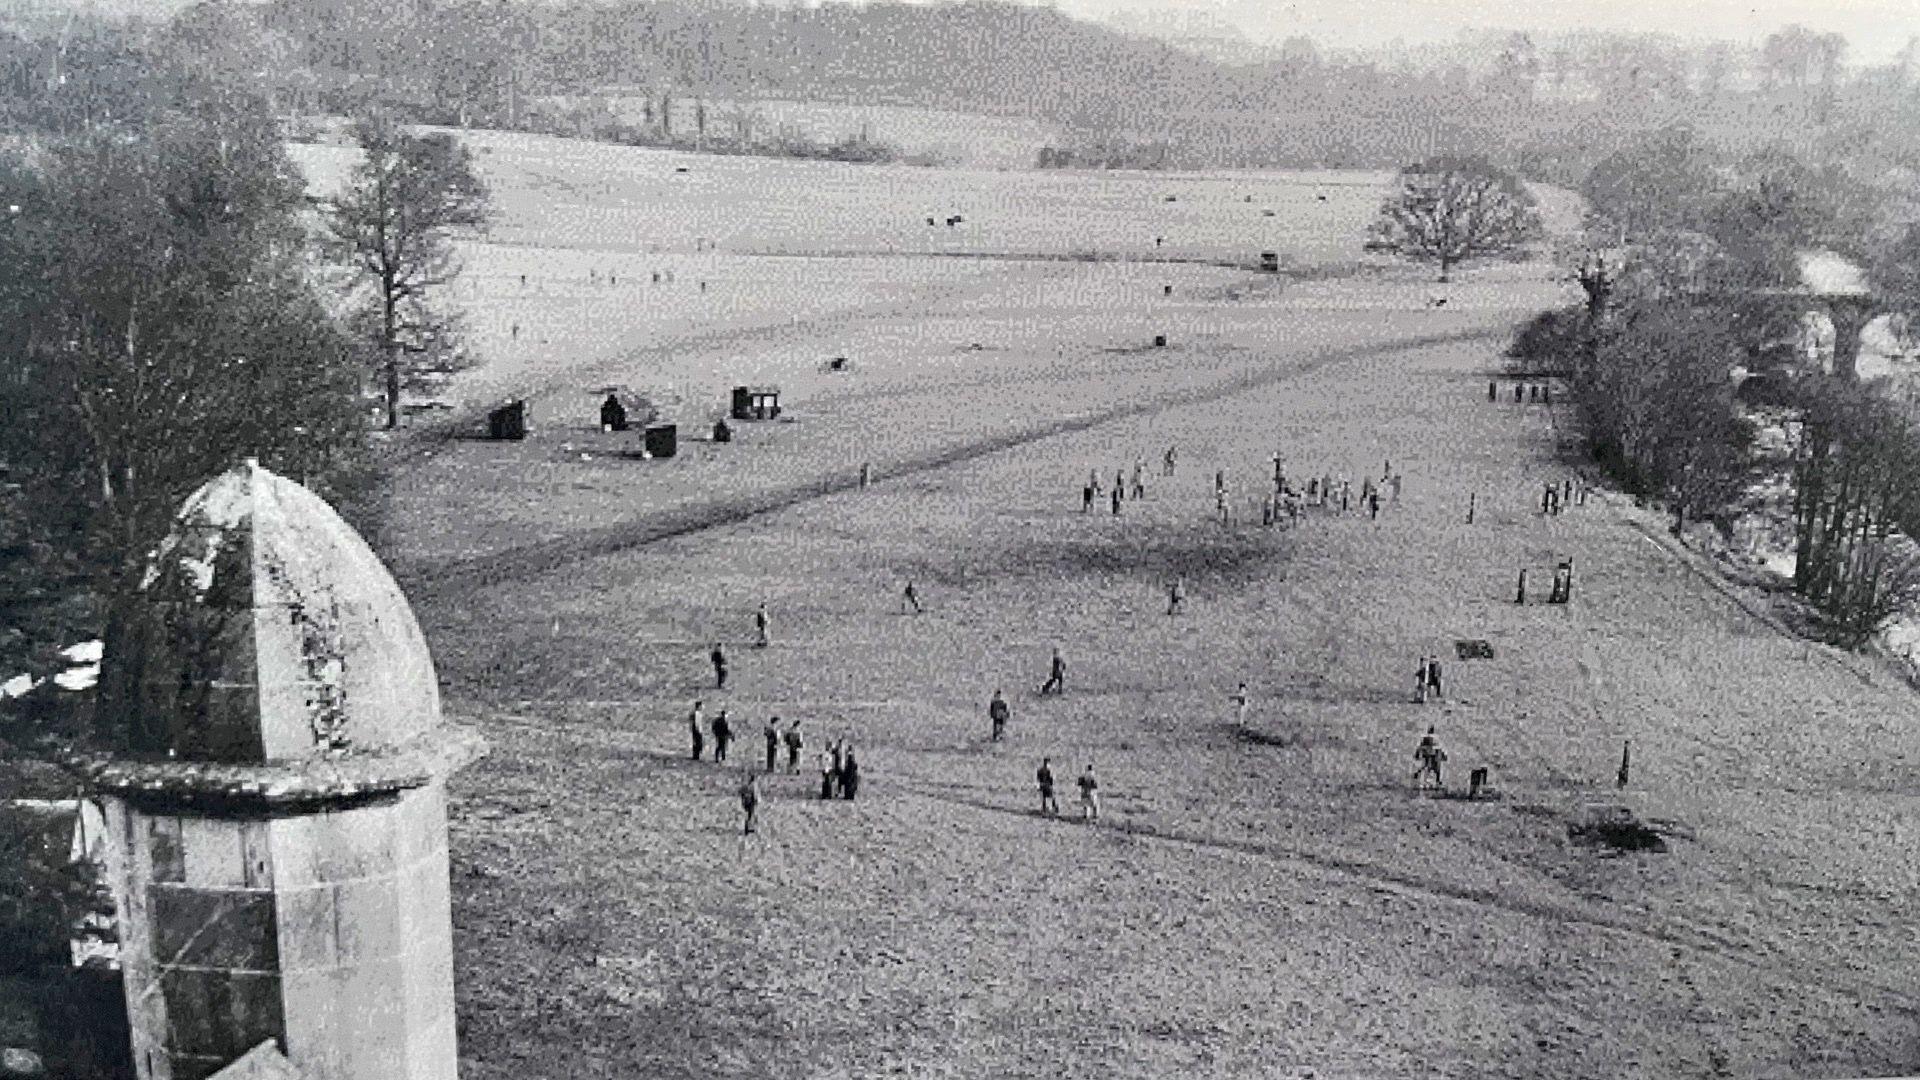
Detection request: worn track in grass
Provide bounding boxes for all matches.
[402,325,1507,601]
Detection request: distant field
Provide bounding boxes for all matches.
[590,95,1065,170]
[272,132,1920,1080]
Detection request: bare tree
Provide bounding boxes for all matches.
[1368,156,1542,281]
[325,116,491,430]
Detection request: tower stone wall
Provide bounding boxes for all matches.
[80,462,483,1080]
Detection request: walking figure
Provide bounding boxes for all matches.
[1131,459,1146,499]
[688,701,706,760]
[712,709,733,762]
[1413,727,1447,791]
[1037,758,1060,815]
[1163,445,1177,476]
[764,718,781,771]
[1077,764,1101,822]
[1111,486,1123,516]
[1040,649,1066,695]
[754,602,770,648]
[989,689,1010,742]
[1232,682,1250,726]
[785,719,804,773]
[739,770,761,835]
[1415,657,1430,703]
[1167,576,1186,615]
[902,579,923,614]
[1082,483,1096,513]
[710,643,729,689]
[1426,655,1443,700]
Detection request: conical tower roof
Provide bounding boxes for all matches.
[102,461,441,764]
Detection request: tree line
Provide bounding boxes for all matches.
[10,2,1920,183]
[1510,127,1920,647]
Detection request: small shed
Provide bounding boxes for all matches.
[487,400,527,440]
[642,423,678,459]
[730,385,781,421]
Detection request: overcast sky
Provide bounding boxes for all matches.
[1043,0,1920,63]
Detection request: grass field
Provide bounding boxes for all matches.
[335,133,1920,1079]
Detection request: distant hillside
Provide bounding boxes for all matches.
[4,0,1920,186]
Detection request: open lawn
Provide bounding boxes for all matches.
[348,134,1920,1079]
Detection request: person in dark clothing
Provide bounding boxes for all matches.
[839,748,860,800]
[1040,648,1066,695]
[1426,656,1443,700]
[1082,483,1096,513]
[711,709,733,762]
[784,719,804,773]
[818,752,836,799]
[1037,758,1059,814]
[710,643,728,689]
[1111,486,1123,515]
[989,689,1010,741]
[739,770,760,835]
[902,580,923,614]
[688,701,706,760]
[764,718,781,772]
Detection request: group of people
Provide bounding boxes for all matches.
[1540,477,1585,515]
[690,697,863,833]
[1035,758,1101,821]
[1082,461,1149,515]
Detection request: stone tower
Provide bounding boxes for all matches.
[76,462,485,1080]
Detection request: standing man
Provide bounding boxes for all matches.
[1041,648,1066,695]
[712,709,733,763]
[1415,657,1430,703]
[688,700,706,760]
[1082,481,1096,513]
[1077,764,1101,823]
[754,602,770,648]
[1168,576,1186,616]
[1216,483,1231,526]
[1163,445,1177,477]
[839,746,861,800]
[1426,654,1444,701]
[902,579,924,614]
[710,643,729,689]
[1131,458,1146,499]
[1413,726,1447,791]
[739,769,761,835]
[764,717,781,772]
[989,689,1011,742]
[785,719,805,773]
[1232,682,1250,726]
[1111,485,1123,516]
[1037,758,1060,815]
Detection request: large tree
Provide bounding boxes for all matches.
[325,116,491,430]
[0,108,371,626]
[1368,156,1543,281]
